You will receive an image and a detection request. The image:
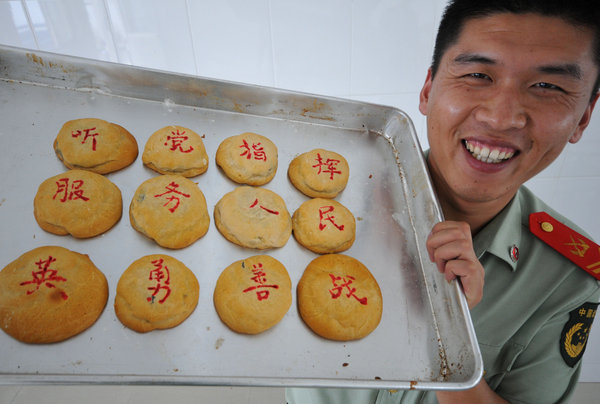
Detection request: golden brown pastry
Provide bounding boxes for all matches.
[214,186,292,249]
[142,125,209,177]
[297,254,382,341]
[0,246,108,344]
[114,254,199,333]
[54,118,138,174]
[33,169,122,238]
[216,132,278,185]
[130,174,210,249]
[292,198,356,254]
[288,149,349,198]
[213,255,292,334]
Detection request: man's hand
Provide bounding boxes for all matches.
[426,221,484,309]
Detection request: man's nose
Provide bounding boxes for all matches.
[473,85,528,131]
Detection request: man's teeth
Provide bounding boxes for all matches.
[465,141,514,164]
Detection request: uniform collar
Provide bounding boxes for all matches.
[422,149,522,271]
[472,189,523,272]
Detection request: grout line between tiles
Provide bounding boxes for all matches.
[101,0,121,64]
[20,0,39,49]
[184,0,199,76]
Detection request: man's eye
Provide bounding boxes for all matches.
[467,73,491,80]
[534,82,564,92]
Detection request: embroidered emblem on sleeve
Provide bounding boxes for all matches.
[560,302,598,367]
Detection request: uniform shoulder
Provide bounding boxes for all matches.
[519,186,594,241]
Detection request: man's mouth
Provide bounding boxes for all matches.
[463,140,516,164]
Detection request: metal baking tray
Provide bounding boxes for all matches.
[0,45,482,390]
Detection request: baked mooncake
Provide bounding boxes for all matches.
[297,254,382,341]
[142,125,209,177]
[34,169,122,238]
[288,149,349,198]
[54,118,138,174]
[114,254,199,333]
[292,198,356,254]
[129,174,210,249]
[216,132,278,185]
[214,186,292,249]
[213,255,292,334]
[0,246,108,344]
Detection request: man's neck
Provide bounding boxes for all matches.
[428,164,515,234]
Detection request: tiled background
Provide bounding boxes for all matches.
[0,0,599,399]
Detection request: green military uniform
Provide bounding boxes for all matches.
[286,185,600,404]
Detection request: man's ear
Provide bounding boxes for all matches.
[570,92,599,144]
[419,68,434,116]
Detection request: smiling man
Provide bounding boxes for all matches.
[287,1,600,403]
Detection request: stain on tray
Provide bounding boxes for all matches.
[215,337,224,349]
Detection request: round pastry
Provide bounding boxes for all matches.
[297,254,382,341]
[215,132,278,185]
[288,149,349,198]
[292,198,356,254]
[114,254,199,333]
[33,169,122,238]
[0,246,108,344]
[214,186,292,249]
[129,174,210,249]
[54,118,138,174]
[142,125,209,177]
[213,255,292,334]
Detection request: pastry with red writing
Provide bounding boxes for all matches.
[214,186,292,249]
[297,254,382,341]
[54,118,138,174]
[142,125,209,177]
[34,169,122,238]
[216,132,278,185]
[114,254,199,333]
[213,255,292,334]
[292,198,356,254]
[288,149,349,198]
[129,174,210,249]
[0,246,108,344]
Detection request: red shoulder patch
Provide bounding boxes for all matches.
[529,212,600,280]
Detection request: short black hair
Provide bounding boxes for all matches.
[431,0,600,100]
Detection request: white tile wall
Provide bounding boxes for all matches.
[1,0,599,387]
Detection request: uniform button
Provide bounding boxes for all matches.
[510,245,519,263]
[541,221,554,232]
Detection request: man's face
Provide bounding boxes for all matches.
[420,13,599,209]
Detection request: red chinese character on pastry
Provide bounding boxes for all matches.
[164,129,193,153]
[328,274,367,305]
[249,198,279,215]
[71,127,99,151]
[147,258,171,304]
[318,206,345,231]
[242,263,279,301]
[312,153,341,180]
[239,139,267,161]
[154,181,191,213]
[19,256,68,300]
[52,178,90,203]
